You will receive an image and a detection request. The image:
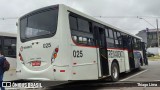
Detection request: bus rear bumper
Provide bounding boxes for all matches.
[16,63,70,81]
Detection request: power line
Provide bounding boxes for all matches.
[0,17,19,20]
[93,16,160,19]
[138,17,156,29]
[0,16,160,20]
[94,16,136,18]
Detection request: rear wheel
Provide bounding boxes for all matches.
[111,62,119,81]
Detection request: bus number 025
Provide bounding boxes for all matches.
[43,43,51,48]
[73,50,83,58]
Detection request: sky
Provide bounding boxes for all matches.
[0,0,160,35]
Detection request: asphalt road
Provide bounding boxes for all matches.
[122,61,160,81]
[3,60,160,90]
[46,60,160,90]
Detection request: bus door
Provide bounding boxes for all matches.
[141,42,148,65]
[94,26,109,76]
[123,35,135,70]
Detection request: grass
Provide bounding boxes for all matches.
[148,55,160,61]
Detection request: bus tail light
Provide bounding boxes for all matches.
[53,53,57,59]
[19,53,23,61]
[51,47,59,64]
[53,48,59,59]
[55,48,59,53]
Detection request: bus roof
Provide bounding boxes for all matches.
[61,4,141,40]
[0,32,16,37]
[19,4,142,40]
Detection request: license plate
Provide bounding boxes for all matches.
[32,61,41,66]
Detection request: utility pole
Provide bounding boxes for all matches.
[156,19,159,47]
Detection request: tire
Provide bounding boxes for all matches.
[111,62,119,82]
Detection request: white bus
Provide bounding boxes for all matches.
[16,4,148,81]
[0,32,16,69]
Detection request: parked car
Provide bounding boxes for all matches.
[147,52,155,57]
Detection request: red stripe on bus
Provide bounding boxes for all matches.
[71,39,142,52]
[108,48,121,50]
[76,45,98,48]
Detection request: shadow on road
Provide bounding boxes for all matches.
[46,68,146,90]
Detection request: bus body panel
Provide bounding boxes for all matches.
[71,45,99,80]
[123,50,130,72]
[18,38,59,71]
[107,49,125,73]
[17,5,72,80]
[16,61,55,80]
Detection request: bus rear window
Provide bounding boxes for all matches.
[20,8,58,42]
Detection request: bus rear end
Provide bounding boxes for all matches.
[16,5,70,81]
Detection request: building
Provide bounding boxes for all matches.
[136,29,160,48]
[136,30,147,44]
[136,29,160,55]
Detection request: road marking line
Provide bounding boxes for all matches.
[120,69,148,81]
[153,80,160,81]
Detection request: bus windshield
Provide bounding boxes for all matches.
[20,8,58,42]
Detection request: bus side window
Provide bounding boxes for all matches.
[72,36,77,42]
[69,16,78,30]
[105,28,109,38]
[77,18,90,32]
[106,38,115,48]
[106,28,115,48]
[121,33,128,48]
[136,39,141,50]
[134,38,138,49]
[113,31,119,48]
[114,31,117,39]
[108,29,114,38]
[117,32,123,48]
[69,14,94,46]
[3,38,16,58]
